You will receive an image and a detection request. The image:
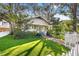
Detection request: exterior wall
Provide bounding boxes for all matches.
[27,18,52,35]
[48,25,52,30]
[26,25,48,34]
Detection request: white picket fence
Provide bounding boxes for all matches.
[64,32,79,56]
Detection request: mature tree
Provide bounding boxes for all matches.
[57,3,78,32]
[71,3,77,31]
[0,3,29,35]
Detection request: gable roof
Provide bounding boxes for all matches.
[29,16,52,25]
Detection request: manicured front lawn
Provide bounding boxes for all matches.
[0,32,38,51]
[0,39,70,56]
[0,32,70,56]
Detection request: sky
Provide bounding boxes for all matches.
[28,3,71,21]
[0,3,71,21]
[53,4,71,21]
[54,14,71,21]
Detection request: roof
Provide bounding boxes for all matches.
[29,16,52,25]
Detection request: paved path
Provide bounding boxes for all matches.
[46,37,65,45]
[0,31,10,37]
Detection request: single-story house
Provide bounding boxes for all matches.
[26,16,52,35]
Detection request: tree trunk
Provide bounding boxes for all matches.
[9,22,15,35]
[71,3,77,32]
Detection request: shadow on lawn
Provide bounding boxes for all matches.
[0,32,70,56]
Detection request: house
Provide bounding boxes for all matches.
[26,16,52,35]
[0,20,10,32]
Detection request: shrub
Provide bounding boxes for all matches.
[47,30,64,40]
[14,31,27,39]
[14,30,37,39]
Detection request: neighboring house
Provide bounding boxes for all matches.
[0,20,10,28]
[0,20,10,32]
[26,16,52,35]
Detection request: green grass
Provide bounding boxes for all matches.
[0,39,70,56]
[0,32,70,56]
[44,40,69,56]
[0,32,38,51]
[0,40,69,56]
[28,41,43,56]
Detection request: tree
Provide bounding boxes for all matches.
[0,3,29,35]
[56,3,77,32]
[71,3,77,31]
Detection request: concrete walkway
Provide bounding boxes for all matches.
[0,31,10,37]
[47,37,65,45]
